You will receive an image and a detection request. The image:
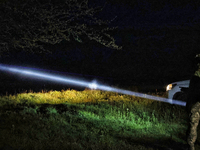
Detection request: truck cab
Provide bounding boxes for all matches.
[166,80,190,101]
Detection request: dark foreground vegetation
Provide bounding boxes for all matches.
[0,89,199,150]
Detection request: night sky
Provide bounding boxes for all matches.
[0,0,200,94]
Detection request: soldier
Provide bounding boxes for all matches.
[186,54,200,150]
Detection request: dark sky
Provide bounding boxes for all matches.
[0,0,200,93]
[89,0,200,29]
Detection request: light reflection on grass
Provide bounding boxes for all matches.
[0,89,189,150]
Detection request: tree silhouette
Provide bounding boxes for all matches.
[0,0,121,55]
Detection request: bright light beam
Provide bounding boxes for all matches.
[0,64,91,88]
[0,64,186,106]
[96,85,186,106]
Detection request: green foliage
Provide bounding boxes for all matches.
[46,107,58,114]
[22,106,38,115]
[0,89,188,150]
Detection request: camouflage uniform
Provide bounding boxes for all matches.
[186,54,200,150]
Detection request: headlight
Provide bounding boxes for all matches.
[166,84,172,91]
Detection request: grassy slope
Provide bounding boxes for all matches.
[0,90,195,150]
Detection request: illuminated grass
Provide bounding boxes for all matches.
[0,89,189,150]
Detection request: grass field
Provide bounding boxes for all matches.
[0,89,195,150]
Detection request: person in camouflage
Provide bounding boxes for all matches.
[186,54,200,150]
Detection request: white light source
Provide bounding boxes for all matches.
[88,81,98,89]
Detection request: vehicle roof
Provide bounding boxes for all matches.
[170,80,190,85]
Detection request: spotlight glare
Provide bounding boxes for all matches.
[88,80,98,89]
[0,64,186,106]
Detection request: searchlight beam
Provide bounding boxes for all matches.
[0,64,186,106]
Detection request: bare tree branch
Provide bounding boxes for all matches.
[0,0,121,55]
